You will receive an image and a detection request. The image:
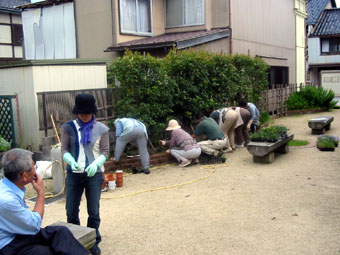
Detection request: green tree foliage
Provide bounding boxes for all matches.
[286,86,337,111]
[108,49,269,142]
[108,51,174,136]
[231,54,269,104]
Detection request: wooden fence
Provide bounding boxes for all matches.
[37,88,115,136]
[261,83,316,118]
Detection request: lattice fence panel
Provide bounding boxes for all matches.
[0,96,16,146]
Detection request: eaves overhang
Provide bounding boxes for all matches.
[105,28,231,52]
[16,0,73,9]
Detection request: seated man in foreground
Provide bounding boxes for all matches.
[0,148,89,255]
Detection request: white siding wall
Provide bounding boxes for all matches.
[22,2,76,60]
[0,63,107,150]
[308,38,340,64]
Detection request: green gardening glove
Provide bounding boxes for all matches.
[85,155,107,177]
[63,152,79,172]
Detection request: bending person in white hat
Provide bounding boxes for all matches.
[160,119,201,167]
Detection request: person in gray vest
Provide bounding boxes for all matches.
[114,118,150,174]
[61,93,109,255]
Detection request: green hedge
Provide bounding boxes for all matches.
[286,86,337,111]
[108,50,268,142]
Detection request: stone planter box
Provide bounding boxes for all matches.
[308,116,334,134]
[247,134,294,163]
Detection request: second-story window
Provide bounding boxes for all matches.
[166,0,204,28]
[321,38,340,54]
[119,0,152,35]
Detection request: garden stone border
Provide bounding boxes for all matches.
[247,134,294,163]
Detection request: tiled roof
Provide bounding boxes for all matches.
[312,8,340,36]
[306,0,336,25]
[105,28,231,52]
[0,0,30,12]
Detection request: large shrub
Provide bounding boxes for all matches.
[231,54,269,104]
[286,86,337,111]
[162,50,239,122]
[108,50,268,143]
[108,51,174,137]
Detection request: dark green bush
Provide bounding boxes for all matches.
[286,86,337,111]
[108,51,174,137]
[108,50,269,144]
[259,112,270,125]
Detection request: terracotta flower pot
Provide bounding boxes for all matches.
[116,170,123,187]
[107,173,115,181]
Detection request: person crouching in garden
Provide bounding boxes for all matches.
[192,112,227,159]
[160,119,201,167]
[113,118,150,174]
[61,93,109,255]
[239,99,260,133]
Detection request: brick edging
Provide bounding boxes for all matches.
[104,152,177,172]
[286,109,325,116]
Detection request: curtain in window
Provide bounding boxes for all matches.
[121,0,137,32]
[138,0,151,33]
[166,0,203,27]
[321,39,329,53]
[166,0,183,27]
[185,0,204,25]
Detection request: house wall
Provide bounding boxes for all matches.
[22,3,77,60]
[211,0,230,28]
[74,0,118,61]
[192,37,230,54]
[0,60,107,150]
[308,38,340,64]
[0,12,24,60]
[231,0,296,84]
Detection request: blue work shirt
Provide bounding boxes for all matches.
[247,102,260,125]
[0,178,41,249]
[115,118,147,138]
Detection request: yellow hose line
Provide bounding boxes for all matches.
[101,163,227,200]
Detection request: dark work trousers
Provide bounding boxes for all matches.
[0,226,89,255]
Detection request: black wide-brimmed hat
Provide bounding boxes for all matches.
[72,93,98,114]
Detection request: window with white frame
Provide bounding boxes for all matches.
[166,0,204,28]
[321,38,340,54]
[119,0,152,35]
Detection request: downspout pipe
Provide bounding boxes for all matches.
[229,0,232,55]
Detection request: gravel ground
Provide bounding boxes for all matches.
[27,109,340,255]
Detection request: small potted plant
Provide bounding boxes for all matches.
[318,135,339,147]
[317,137,336,151]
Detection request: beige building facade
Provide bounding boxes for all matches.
[19,0,300,85]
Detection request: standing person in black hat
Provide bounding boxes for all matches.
[61,93,110,255]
